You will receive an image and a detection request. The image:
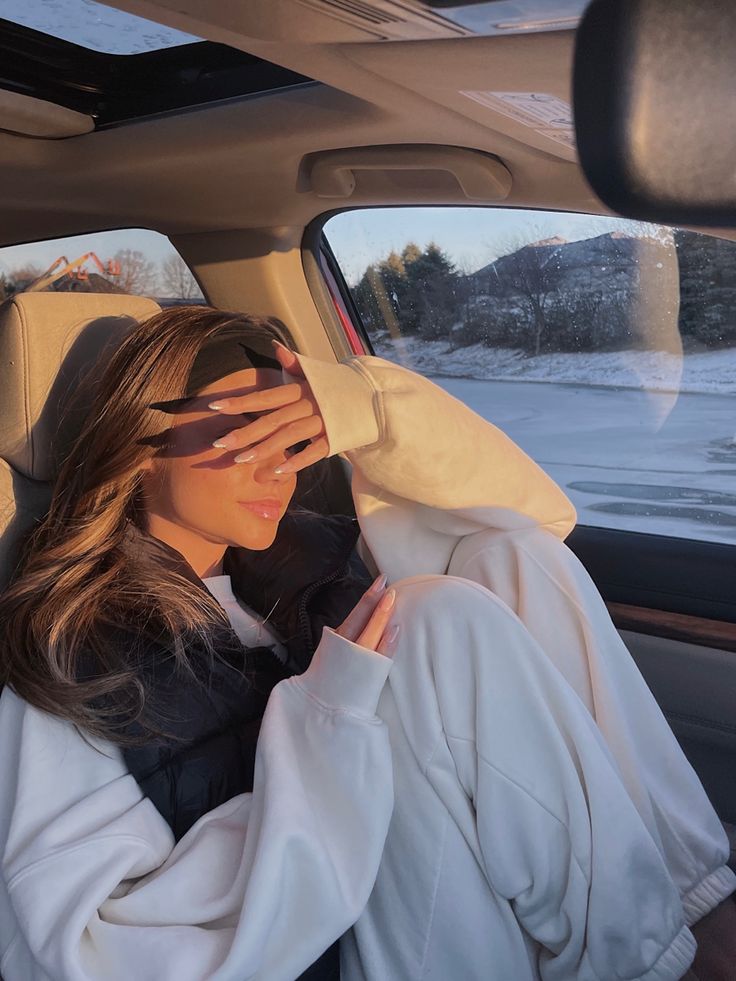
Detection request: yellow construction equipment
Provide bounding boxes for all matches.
[24,253,120,292]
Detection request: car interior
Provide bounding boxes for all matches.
[0,0,734,929]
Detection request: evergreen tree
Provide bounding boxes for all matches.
[676,229,736,348]
[351,241,460,340]
[402,242,459,340]
[401,243,422,267]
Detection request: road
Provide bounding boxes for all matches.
[433,376,736,545]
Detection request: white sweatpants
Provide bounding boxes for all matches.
[340,561,725,980]
[448,526,735,926]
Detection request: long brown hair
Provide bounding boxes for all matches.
[0,306,294,747]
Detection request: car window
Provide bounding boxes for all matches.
[0,228,204,305]
[323,207,736,546]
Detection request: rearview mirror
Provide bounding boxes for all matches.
[573,0,736,226]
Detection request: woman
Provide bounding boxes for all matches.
[0,306,733,980]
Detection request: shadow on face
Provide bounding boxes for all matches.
[141,368,299,551]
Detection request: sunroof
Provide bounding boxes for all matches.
[3,0,201,54]
[0,12,315,129]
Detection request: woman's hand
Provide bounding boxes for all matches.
[208,341,329,475]
[335,574,400,659]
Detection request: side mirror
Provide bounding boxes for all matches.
[573,0,736,226]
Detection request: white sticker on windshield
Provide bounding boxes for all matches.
[460,91,575,148]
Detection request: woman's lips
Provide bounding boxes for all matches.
[238,500,281,520]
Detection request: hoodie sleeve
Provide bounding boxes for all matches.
[1,628,393,981]
[290,352,576,584]
[448,524,736,925]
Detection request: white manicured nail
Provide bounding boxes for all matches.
[384,624,401,646]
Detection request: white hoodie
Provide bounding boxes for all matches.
[1,351,733,981]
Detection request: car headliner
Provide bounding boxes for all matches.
[0,0,732,251]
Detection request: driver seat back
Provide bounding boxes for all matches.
[0,291,161,589]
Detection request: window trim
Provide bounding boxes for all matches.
[302,220,370,358]
[605,602,736,653]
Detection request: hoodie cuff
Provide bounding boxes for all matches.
[295,626,393,719]
[286,351,382,457]
[682,865,736,925]
[639,925,696,981]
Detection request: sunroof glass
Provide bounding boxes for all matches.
[4,0,201,54]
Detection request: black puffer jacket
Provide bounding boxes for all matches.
[105,508,375,981]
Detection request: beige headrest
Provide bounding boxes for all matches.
[0,292,161,482]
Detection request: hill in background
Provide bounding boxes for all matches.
[353,230,736,355]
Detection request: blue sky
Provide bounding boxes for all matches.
[0,228,177,278]
[324,207,661,285]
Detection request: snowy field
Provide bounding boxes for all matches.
[372,336,736,545]
[372,333,736,396]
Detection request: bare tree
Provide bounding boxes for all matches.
[450,257,480,348]
[550,288,606,351]
[159,254,202,300]
[7,263,45,287]
[498,238,561,355]
[113,249,158,295]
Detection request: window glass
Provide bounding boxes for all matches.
[3,0,200,54]
[0,228,204,305]
[324,208,736,546]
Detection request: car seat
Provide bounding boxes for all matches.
[0,292,161,590]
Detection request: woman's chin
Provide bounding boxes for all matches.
[229,519,281,550]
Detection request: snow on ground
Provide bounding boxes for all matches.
[366,334,736,544]
[435,377,736,545]
[371,333,736,396]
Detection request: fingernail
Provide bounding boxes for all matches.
[372,573,388,593]
[208,400,228,411]
[381,588,396,609]
[212,439,230,449]
[384,623,401,646]
[234,451,257,463]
